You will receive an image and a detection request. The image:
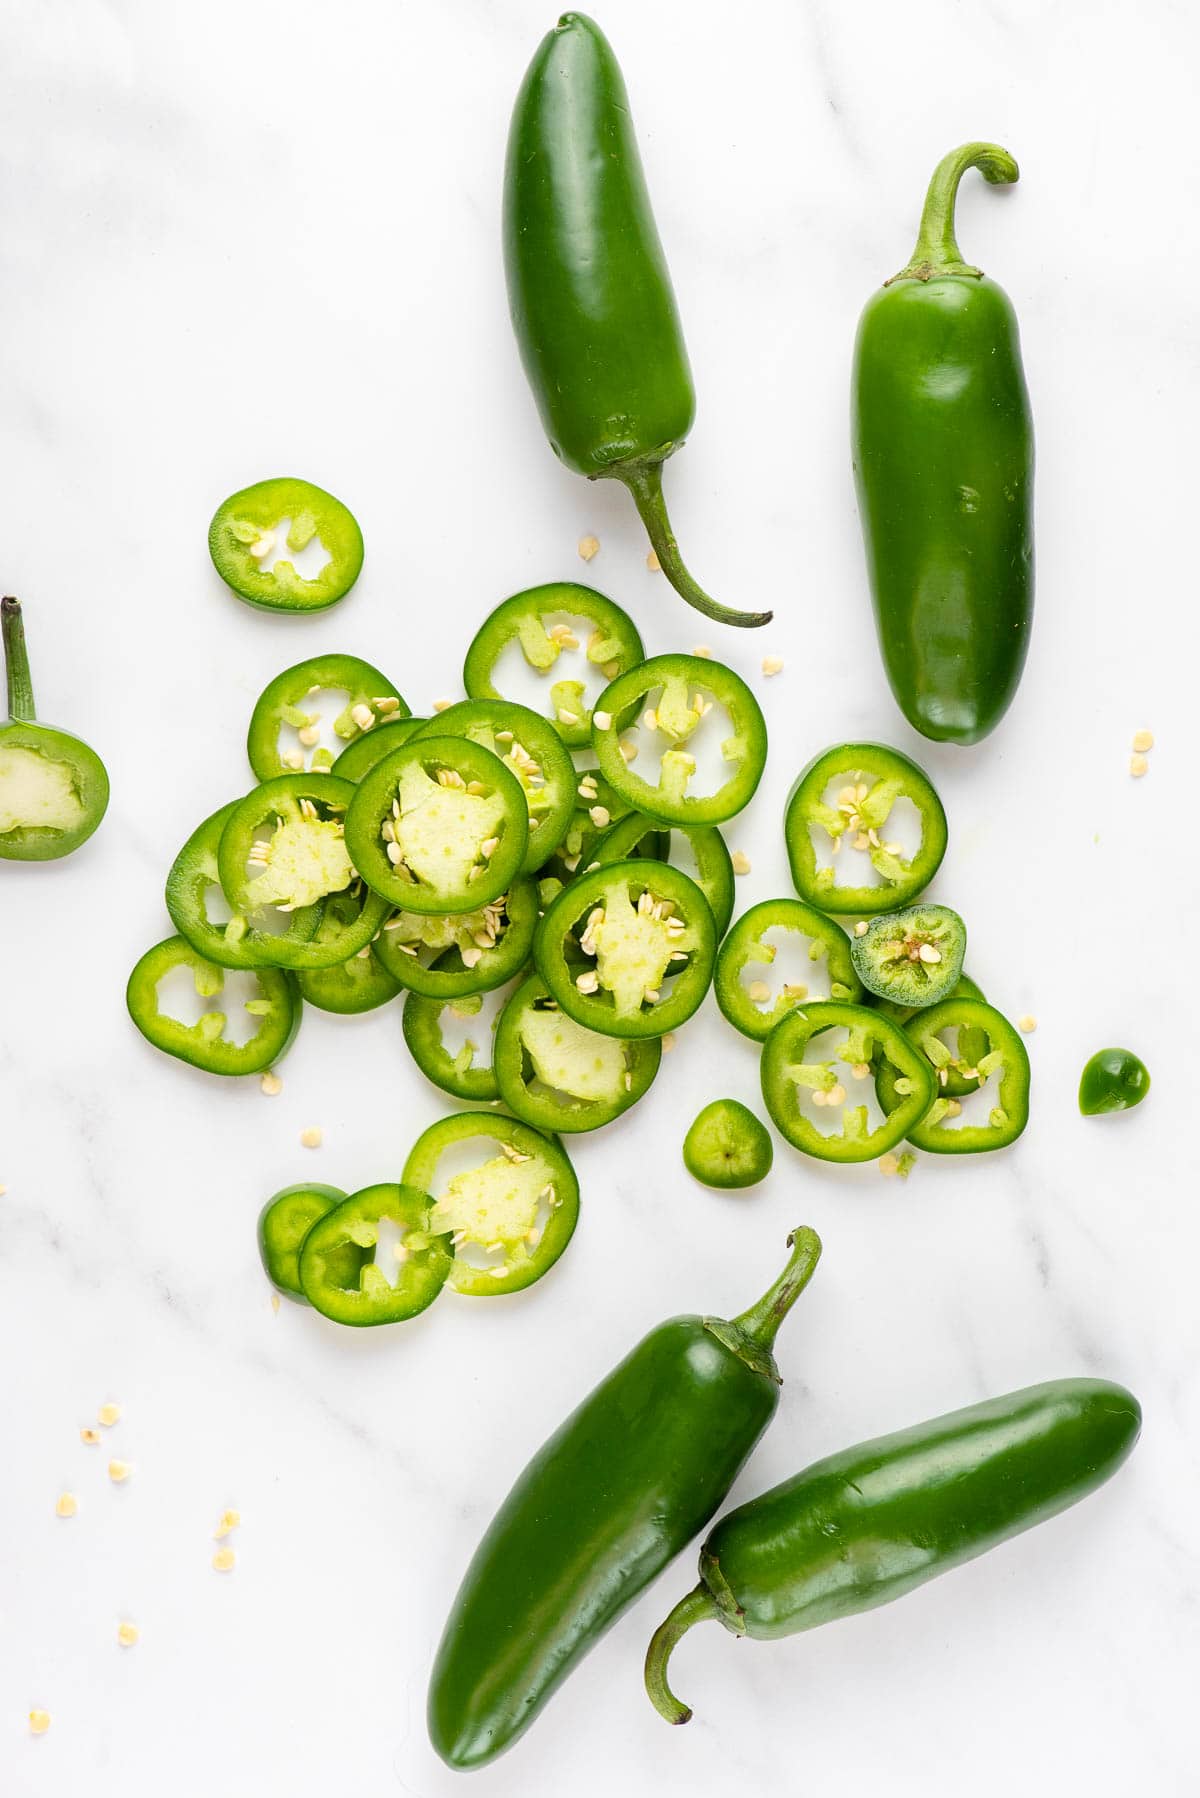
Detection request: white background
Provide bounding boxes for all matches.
[1,1,1196,1793]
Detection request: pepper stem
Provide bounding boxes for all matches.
[613,461,772,629]
[892,142,1019,284]
[2,596,35,721]
[729,1224,822,1356]
[643,1585,718,1724]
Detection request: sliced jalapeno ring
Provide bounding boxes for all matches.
[166,802,323,970]
[590,810,735,939]
[294,896,403,1014]
[876,997,1030,1153]
[536,767,634,888]
[869,972,987,1096]
[208,477,364,613]
[1079,1047,1150,1116]
[374,877,538,998]
[785,742,947,915]
[494,970,661,1133]
[761,999,935,1163]
[851,904,967,1009]
[413,700,575,874]
[535,858,716,1039]
[257,1183,346,1302]
[344,737,528,914]
[402,964,526,1103]
[683,1099,773,1190]
[0,596,110,862]
[333,715,427,781]
[126,935,301,1075]
[298,1184,452,1326]
[401,1113,579,1297]
[716,899,863,1042]
[463,584,644,748]
[246,654,408,783]
[591,654,767,827]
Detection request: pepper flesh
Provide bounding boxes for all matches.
[0,596,109,862]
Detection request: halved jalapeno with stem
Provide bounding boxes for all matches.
[0,596,109,862]
[715,899,862,1042]
[761,1000,935,1163]
[784,742,947,915]
[494,971,662,1132]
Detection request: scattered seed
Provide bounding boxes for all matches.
[433,697,451,712]
[1131,729,1154,753]
[575,970,600,994]
[270,1293,280,1313]
[212,1548,236,1573]
[350,703,374,730]
[300,1126,323,1148]
[1129,754,1148,778]
[260,1070,283,1097]
[248,531,276,560]
[646,549,661,571]
[811,1089,828,1107]
[827,1084,847,1106]
[761,656,784,676]
[879,1154,900,1178]
[853,920,869,936]
[117,1622,140,1648]
[55,1493,78,1518]
[619,737,639,762]
[281,748,304,770]
[748,980,772,1003]
[731,851,751,875]
[108,1460,132,1483]
[29,1710,51,1736]
[578,534,600,562]
[557,709,580,725]
[917,943,942,964]
[375,696,401,714]
[592,710,612,731]
[80,1428,100,1446]
[642,709,659,732]
[214,1509,240,1540]
[98,1403,121,1427]
[781,983,808,1000]
[297,724,321,747]
[692,644,712,658]
[1017,1014,1037,1034]
[850,1062,870,1080]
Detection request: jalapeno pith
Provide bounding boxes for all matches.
[0,596,109,862]
[247,654,408,782]
[538,767,633,886]
[126,936,300,1075]
[1079,1047,1150,1116]
[344,737,528,913]
[402,969,520,1103]
[536,859,716,1039]
[761,1000,935,1163]
[683,1100,773,1190]
[208,477,364,612]
[413,700,574,874]
[402,1113,579,1297]
[463,584,644,748]
[258,1184,345,1302]
[716,899,862,1042]
[298,1184,451,1326]
[593,655,767,827]
[785,742,947,915]
[877,997,1030,1153]
[374,878,538,998]
[166,802,322,969]
[591,810,735,939]
[494,971,661,1133]
[851,904,967,1008]
[294,896,402,1014]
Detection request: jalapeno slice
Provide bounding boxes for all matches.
[591,654,767,826]
[876,998,1030,1153]
[590,811,735,938]
[333,715,426,781]
[344,737,528,913]
[166,802,323,969]
[298,1184,452,1326]
[682,1099,773,1189]
[494,971,661,1132]
[294,896,403,1014]
[126,935,301,1075]
[784,742,947,915]
[761,999,935,1163]
[869,972,988,1097]
[258,1183,345,1302]
[1079,1047,1150,1116]
[462,584,644,748]
[535,859,716,1039]
[1,597,109,862]
[208,477,364,613]
[536,767,633,887]
[413,700,574,874]
[715,899,862,1041]
[401,1114,579,1296]
[850,904,967,1008]
[247,655,408,782]
[402,966,523,1102]
[217,774,386,969]
[374,877,537,998]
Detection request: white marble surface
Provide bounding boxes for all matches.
[1,0,1196,1791]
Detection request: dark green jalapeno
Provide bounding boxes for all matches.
[1079,1047,1150,1116]
[645,1379,1140,1725]
[504,14,769,628]
[852,144,1034,744]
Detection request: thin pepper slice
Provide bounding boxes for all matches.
[716,899,862,1042]
[877,996,1030,1152]
[401,965,521,1103]
[165,802,323,970]
[784,741,947,915]
[537,766,633,889]
[463,584,644,747]
[493,970,661,1133]
[126,935,301,1075]
[761,999,935,1163]
[246,654,408,782]
[0,596,109,862]
[298,1184,451,1326]
[374,877,538,999]
[257,1184,346,1303]
[870,972,988,1097]
[294,895,402,1014]
[332,715,426,781]
[208,477,364,613]
[590,810,735,939]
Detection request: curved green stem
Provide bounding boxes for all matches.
[891,142,1019,283]
[613,461,773,629]
[644,1584,718,1724]
[2,596,35,721]
[730,1224,822,1353]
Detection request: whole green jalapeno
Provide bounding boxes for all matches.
[852,144,1034,744]
[504,13,770,629]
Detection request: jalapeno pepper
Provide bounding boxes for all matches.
[851,903,967,1008]
[0,596,109,862]
[463,584,644,748]
[413,700,575,873]
[258,1183,345,1302]
[870,971,988,1097]
[682,1100,773,1190]
[293,896,402,1014]
[784,742,947,915]
[373,878,538,998]
[504,15,768,629]
[344,737,528,913]
[246,654,408,782]
[493,970,661,1133]
[208,477,364,613]
[852,144,1034,744]
[427,1226,821,1769]
[716,899,862,1042]
[401,1112,579,1297]
[1079,1047,1151,1116]
[645,1378,1140,1725]
[217,774,388,969]
[332,714,426,781]
[761,999,935,1163]
[591,809,735,938]
[165,802,323,969]
[592,655,767,827]
[877,996,1030,1152]
[401,969,519,1103]
[126,935,301,1075]
[536,858,716,1038]
[298,1184,452,1326]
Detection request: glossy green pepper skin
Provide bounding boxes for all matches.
[645,1378,1140,1725]
[1079,1047,1150,1115]
[504,14,768,628]
[852,144,1034,744]
[427,1227,822,1769]
[0,596,109,861]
